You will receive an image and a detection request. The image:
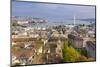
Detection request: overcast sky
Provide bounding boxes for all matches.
[12,1,95,22]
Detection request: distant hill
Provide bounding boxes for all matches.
[79,18,96,22]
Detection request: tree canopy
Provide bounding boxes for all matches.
[62,40,81,62]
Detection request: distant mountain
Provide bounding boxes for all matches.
[79,18,96,22]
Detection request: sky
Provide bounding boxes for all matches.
[12,1,95,22]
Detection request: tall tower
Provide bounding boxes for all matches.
[74,15,76,26]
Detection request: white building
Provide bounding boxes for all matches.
[17,20,29,25]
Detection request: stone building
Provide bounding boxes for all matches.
[68,34,83,49]
[86,41,96,58]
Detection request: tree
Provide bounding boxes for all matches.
[62,40,81,62]
[78,49,87,57]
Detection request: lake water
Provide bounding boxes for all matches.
[28,20,94,28]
